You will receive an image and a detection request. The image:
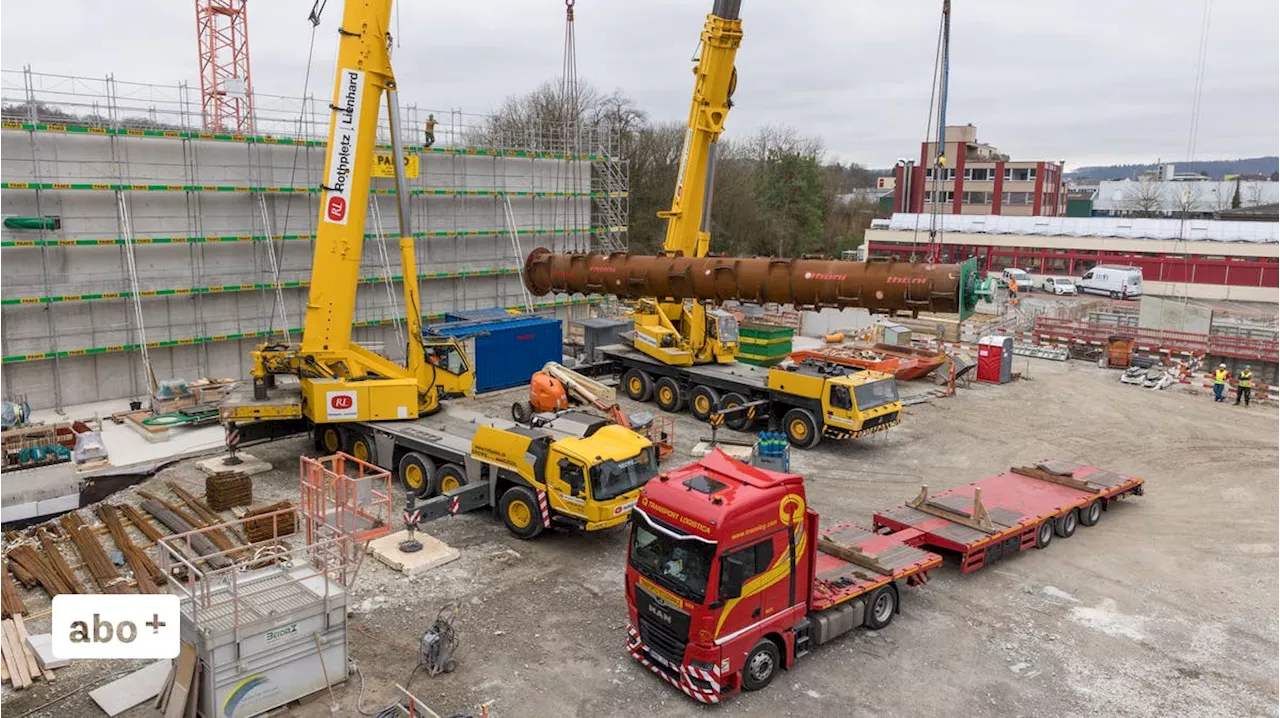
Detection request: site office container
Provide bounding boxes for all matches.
[427,315,563,392]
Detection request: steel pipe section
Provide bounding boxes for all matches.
[524,248,982,318]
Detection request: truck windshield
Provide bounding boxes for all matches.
[854,379,899,411]
[716,314,739,344]
[591,447,658,501]
[629,514,714,603]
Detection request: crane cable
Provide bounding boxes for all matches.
[1173,0,1213,302]
[910,1,950,261]
[556,0,586,254]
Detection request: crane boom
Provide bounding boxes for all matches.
[303,0,394,353]
[659,0,743,260]
[225,0,474,429]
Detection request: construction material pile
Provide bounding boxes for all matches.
[244,501,297,542]
[205,470,253,511]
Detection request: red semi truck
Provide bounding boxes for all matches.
[624,450,1144,703]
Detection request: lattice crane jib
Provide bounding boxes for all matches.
[196,0,255,134]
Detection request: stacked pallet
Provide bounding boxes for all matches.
[737,323,794,367]
[205,471,253,511]
[1,615,57,690]
[244,501,296,542]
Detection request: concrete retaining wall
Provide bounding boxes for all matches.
[1,129,605,408]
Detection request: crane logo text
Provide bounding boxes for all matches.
[323,69,365,226]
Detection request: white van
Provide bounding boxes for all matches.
[1077,266,1143,300]
[1000,268,1033,292]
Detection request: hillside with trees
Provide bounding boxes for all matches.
[471,80,884,258]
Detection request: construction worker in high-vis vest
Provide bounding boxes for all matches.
[1235,365,1253,407]
[1213,363,1229,402]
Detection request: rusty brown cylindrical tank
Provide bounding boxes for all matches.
[523,247,973,314]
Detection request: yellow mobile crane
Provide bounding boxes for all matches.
[221,0,660,537]
[631,0,744,368]
[225,0,473,436]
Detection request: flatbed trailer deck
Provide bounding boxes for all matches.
[873,459,1145,573]
[809,523,942,611]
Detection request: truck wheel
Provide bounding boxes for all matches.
[741,639,781,691]
[346,431,376,465]
[782,408,820,449]
[398,451,437,498]
[317,425,344,454]
[719,392,752,431]
[1054,509,1078,538]
[689,386,720,422]
[436,463,467,494]
[622,369,654,402]
[499,486,545,540]
[654,377,685,413]
[511,401,533,424]
[1035,519,1054,549]
[1079,499,1103,526]
[863,584,898,630]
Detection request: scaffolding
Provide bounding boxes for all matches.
[0,68,627,410]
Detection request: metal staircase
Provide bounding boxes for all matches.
[590,140,628,255]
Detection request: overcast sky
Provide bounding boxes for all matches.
[2,0,1276,169]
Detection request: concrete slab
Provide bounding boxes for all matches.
[691,441,754,460]
[368,530,461,576]
[197,451,272,476]
[25,633,70,670]
[88,659,171,716]
[27,398,226,473]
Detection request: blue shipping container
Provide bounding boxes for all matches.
[426,315,563,392]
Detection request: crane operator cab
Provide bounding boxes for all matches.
[707,308,739,347]
[766,359,902,448]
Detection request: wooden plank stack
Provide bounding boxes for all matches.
[244,500,296,543]
[205,470,253,511]
[1,615,57,690]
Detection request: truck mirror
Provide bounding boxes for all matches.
[721,555,745,599]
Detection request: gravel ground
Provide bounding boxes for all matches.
[3,357,1276,718]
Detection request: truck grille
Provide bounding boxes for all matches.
[638,615,687,666]
[862,411,899,431]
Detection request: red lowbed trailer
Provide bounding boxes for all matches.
[873,460,1146,573]
[624,453,1145,703]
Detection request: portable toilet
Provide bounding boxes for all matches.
[976,335,1014,384]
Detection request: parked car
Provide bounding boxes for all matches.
[1000,268,1033,292]
[1077,266,1143,300]
[1042,276,1078,295]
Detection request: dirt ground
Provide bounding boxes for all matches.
[3,357,1277,718]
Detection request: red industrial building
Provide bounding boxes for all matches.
[893,124,1066,217]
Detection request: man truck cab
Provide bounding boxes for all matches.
[1077,266,1142,300]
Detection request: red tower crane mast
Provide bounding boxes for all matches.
[196,0,255,133]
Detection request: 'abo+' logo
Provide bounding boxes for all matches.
[326,196,347,222]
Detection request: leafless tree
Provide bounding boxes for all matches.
[1244,182,1267,207]
[1172,182,1205,219]
[1122,177,1165,218]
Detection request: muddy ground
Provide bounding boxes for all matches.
[3,357,1277,718]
